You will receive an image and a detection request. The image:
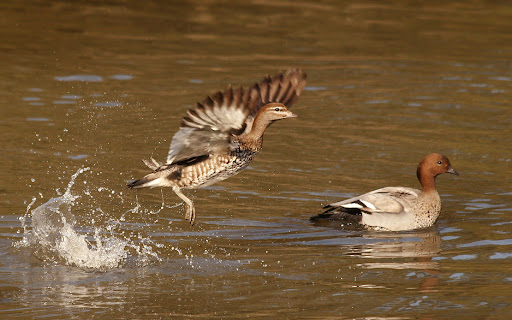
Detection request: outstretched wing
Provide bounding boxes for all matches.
[243,68,307,134]
[324,187,421,215]
[166,68,307,164]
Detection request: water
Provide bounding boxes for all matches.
[1,1,512,318]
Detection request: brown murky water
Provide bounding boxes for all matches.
[1,1,512,319]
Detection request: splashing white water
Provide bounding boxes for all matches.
[16,167,161,269]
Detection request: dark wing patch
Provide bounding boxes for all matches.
[172,154,210,166]
[310,211,363,223]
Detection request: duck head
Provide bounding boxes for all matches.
[421,153,459,177]
[257,103,298,122]
[240,102,298,145]
[417,153,459,191]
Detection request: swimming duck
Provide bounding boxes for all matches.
[129,68,307,224]
[311,153,459,231]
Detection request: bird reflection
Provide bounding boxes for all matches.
[308,221,442,292]
[357,229,441,293]
[357,228,441,268]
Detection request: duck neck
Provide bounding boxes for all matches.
[417,166,437,194]
[238,114,272,151]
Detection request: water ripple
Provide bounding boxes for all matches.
[459,239,512,247]
[55,75,103,82]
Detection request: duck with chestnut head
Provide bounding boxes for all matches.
[311,153,459,231]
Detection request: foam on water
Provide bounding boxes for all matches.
[16,167,161,269]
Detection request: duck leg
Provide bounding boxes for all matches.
[172,186,196,225]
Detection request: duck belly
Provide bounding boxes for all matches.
[178,151,257,189]
[361,211,417,231]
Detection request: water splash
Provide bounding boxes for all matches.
[16,167,161,269]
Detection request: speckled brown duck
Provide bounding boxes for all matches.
[128,68,307,224]
[310,153,459,231]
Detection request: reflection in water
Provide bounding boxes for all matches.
[295,224,442,293]
[358,230,441,267]
[298,224,441,270]
[358,230,441,293]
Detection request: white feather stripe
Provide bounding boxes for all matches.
[212,106,228,128]
[185,104,246,133]
[187,111,211,127]
[182,119,202,129]
[204,107,221,127]
[360,200,377,210]
[201,106,246,132]
[184,115,207,128]
[341,203,363,209]
[197,107,218,125]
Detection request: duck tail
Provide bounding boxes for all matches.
[127,175,156,189]
[127,165,179,189]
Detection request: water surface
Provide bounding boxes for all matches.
[1,1,511,319]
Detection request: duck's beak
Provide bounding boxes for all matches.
[447,166,459,176]
[286,111,299,119]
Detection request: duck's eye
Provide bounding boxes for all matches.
[437,160,443,165]
[274,107,281,111]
